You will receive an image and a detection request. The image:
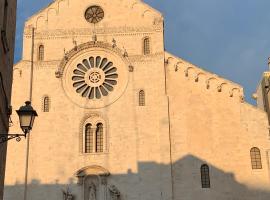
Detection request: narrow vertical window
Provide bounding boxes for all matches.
[43,96,50,112]
[96,123,103,153]
[38,45,44,61]
[139,90,145,106]
[85,124,93,153]
[201,164,210,188]
[143,37,150,55]
[250,147,262,169]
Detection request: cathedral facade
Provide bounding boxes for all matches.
[4,0,270,200]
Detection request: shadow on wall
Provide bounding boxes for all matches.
[4,155,270,200]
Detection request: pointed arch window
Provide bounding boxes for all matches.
[250,147,262,169]
[143,37,150,55]
[139,90,145,106]
[38,45,44,61]
[85,123,94,153]
[43,96,50,112]
[201,164,210,188]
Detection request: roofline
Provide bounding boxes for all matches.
[165,51,243,89]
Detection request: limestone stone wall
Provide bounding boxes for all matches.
[166,52,270,200]
[5,1,173,200]
[4,0,270,200]
[0,0,17,199]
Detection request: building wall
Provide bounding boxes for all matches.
[5,1,173,200]
[4,0,270,200]
[166,53,270,200]
[0,0,17,199]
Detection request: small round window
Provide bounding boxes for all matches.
[85,5,104,24]
[72,56,118,99]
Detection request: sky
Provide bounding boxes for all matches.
[15,0,270,104]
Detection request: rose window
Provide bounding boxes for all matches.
[85,6,104,24]
[72,56,118,99]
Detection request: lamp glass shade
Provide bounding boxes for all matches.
[16,101,38,133]
[19,113,35,132]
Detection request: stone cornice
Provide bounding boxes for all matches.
[18,52,165,70]
[129,52,164,63]
[24,25,162,39]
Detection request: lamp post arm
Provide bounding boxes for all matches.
[0,133,27,143]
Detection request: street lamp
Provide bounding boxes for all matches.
[0,101,38,143]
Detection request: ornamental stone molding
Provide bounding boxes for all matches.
[75,165,110,185]
[59,41,129,109]
[75,165,110,177]
[24,26,161,39]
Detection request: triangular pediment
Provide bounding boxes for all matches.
[24,0,163,30]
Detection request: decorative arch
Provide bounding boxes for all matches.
[47,8,58,22]
[174,61,182,72]
[217,82,228,92]
[58,0,69,12]
[142,10,151,18]
[165,56,174,65]
[75,165,110,200]
[206,77,218,89]
[230,87,241,97]
[75,165,110,178]
[184,67,195,77]
[80,113,108,154]
[36,15,46,29]
[57,41,131,76]
[195,72,206,82]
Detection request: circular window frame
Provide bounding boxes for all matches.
[60,43,129,109]
[84,5,105,24]
[72,56,119,100]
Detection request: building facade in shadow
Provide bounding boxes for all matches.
[4,0,270,200]
[0,0,17,199]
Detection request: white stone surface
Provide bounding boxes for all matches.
[4,0,270,200]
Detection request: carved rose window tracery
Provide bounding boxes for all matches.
[72,56,118,99]
[85,6,104,24]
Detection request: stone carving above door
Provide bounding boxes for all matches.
[75,166,121,200]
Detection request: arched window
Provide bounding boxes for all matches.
[82,116,106,154]
[143,37,150,55]
[96,123,103,153]
[250,147,262,169]
[38,45,44,61]
[43,96,50,112]
[201,164,210,188]
[85,123,93,153]
[139,90,145,106]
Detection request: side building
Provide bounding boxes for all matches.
[0,0,17,199]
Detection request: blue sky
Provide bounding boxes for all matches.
[15,0,270,104]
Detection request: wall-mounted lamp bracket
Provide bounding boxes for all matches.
[0,133,26,143]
